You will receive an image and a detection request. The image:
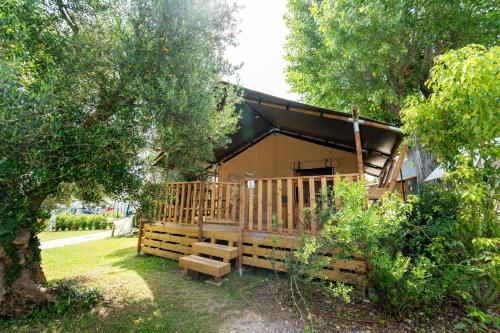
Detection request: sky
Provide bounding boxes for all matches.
[225,0,299,101]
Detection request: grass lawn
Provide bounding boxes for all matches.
[4,238,275,333]
[1,238,461,333]
[38,230,109,242]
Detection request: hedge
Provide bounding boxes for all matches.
[55,213,110,231]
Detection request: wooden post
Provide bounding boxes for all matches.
[382,157,396,188]
[352,106,364,178]
[388,145,408,193]
[237,181,246,275]
[197,181,206,241]
[308,178,316,233]
[377,169,387,188]
[136,218,145,256]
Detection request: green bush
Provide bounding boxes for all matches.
[330,180,456,314]
[55,213,108,231]
[288,180,468,317]
[103,212,124,218]
[79,219,88,230]
[88,215,101,230]
[404,185,459,258]
[55,214,68,231]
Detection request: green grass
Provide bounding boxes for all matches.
[38,230,108,242]
[3,237,273,333]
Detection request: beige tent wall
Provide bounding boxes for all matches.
[218,133,358,181]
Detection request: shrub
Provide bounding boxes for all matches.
[288,180,468,317]
[66,219,75,231]
[90,216,100,230]
[404,185,459,259]
[55,214,69,231]
[331,181,457,314]
[54,213,108,231]
[79,219,88,230]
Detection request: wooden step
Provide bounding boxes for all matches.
[179,255,231,278]
[192,242,239,260]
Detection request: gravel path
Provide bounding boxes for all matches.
[40,231,111,249]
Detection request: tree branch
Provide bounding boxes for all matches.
[82,91,136,128]
[419,45,434,98]
[56,0,79,34]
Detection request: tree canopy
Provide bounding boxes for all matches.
[402,45,499,241]
[402,46,499,315]
[0,0,239,314]
[285,0,498,122]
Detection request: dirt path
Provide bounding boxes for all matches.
[40,231,111,249]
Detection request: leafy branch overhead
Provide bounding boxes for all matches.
[285,0,498,122]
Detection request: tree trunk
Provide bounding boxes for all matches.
[407,134,439,187]
[0,196,55,317]
[0,228,54,317]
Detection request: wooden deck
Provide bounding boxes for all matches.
[138,174,386,288]
[138,221,367,287]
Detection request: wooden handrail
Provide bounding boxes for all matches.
[239,174,359,182]
[156,174,365,235]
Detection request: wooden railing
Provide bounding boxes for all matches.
[240,174,360,234]
[154,181,240,225]
[202,182,240,223]
[152,174,361,234]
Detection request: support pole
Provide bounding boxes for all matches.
[197,181,206,241]
[237,181,246,275]
[351,106,364,179]
[377,169,387,188]
[388,145,408,193]
[136,218,145,256]
[382,158,396,188]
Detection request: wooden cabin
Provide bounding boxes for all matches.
[138,87,405,287]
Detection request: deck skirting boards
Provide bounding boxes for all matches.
[140,223,367,288]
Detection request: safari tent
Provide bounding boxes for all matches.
[138,87,406,287]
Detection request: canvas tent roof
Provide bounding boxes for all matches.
[213,87,403,177]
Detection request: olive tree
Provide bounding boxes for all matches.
[0,0,240,314]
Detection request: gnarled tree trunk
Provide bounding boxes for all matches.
[0,227,54,317]
[0,197,55,317]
